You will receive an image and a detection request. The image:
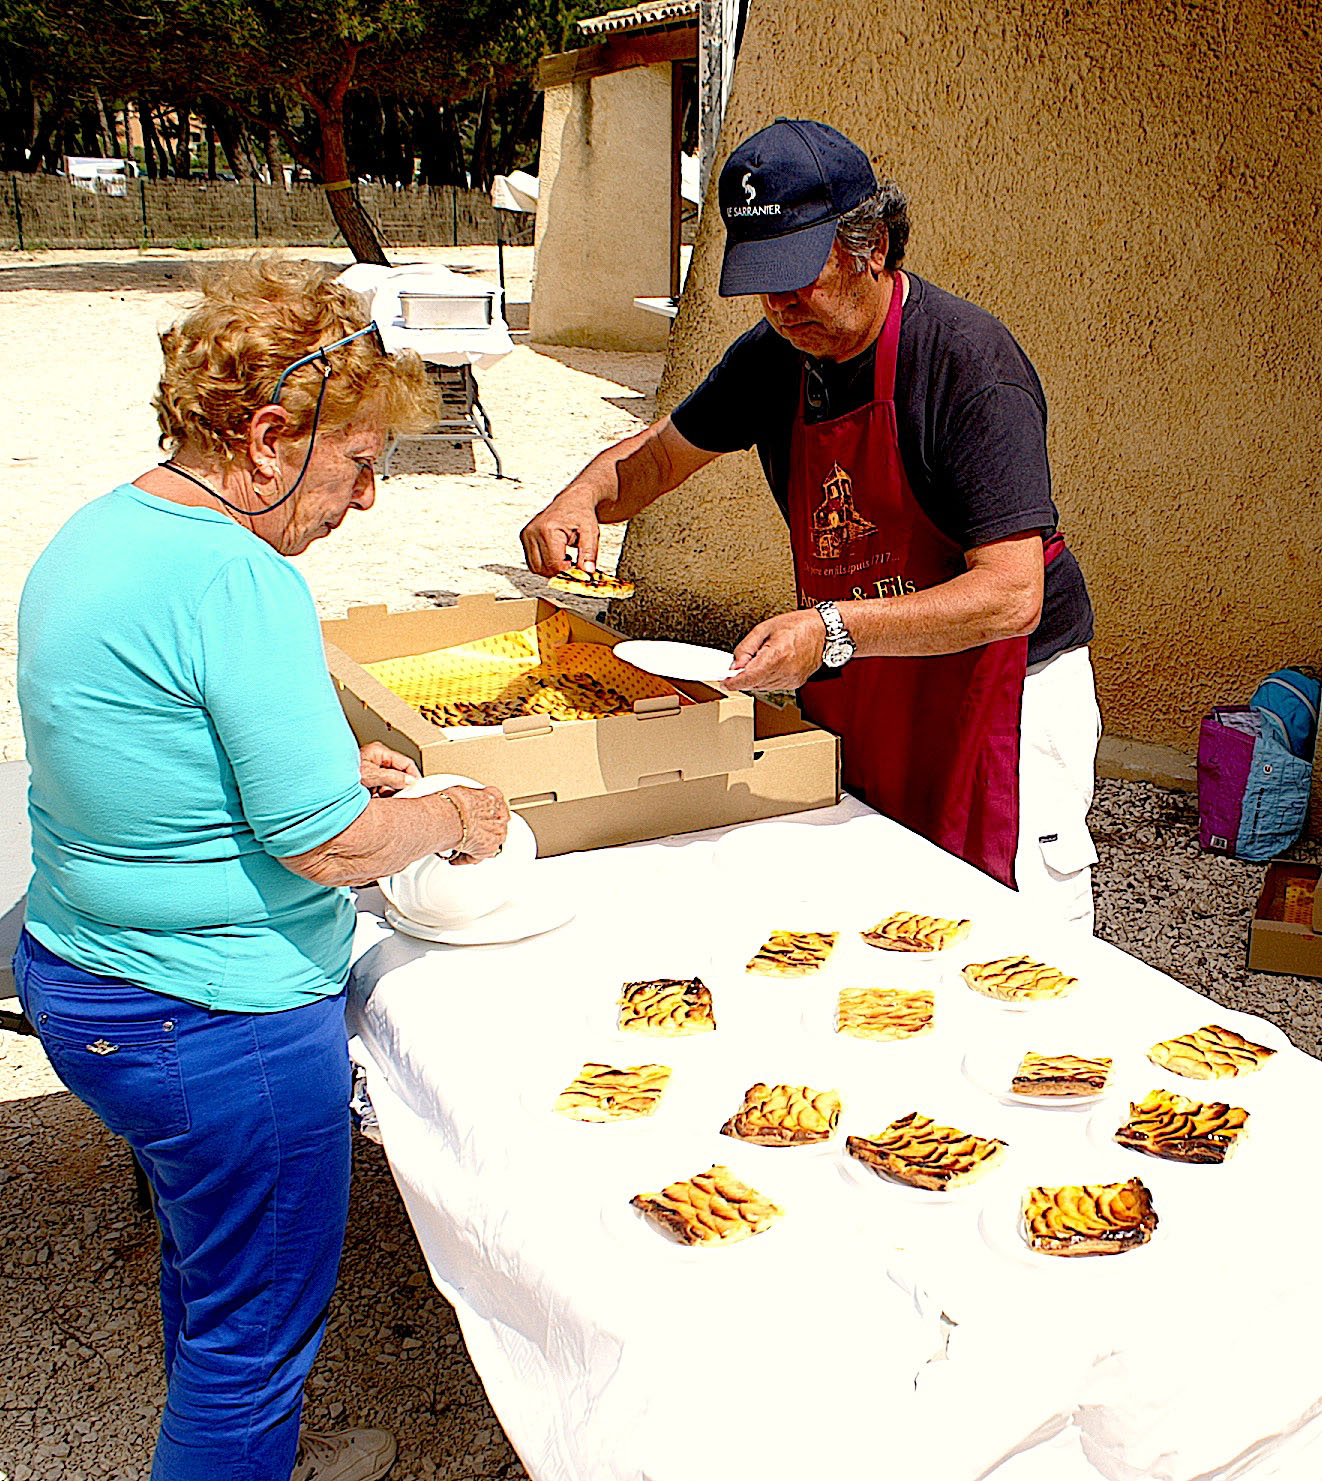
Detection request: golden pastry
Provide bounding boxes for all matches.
[1114,1088,1249,1163]
[1011,1051,1112,1098]
[1147,1023,1276,1079]
[553,1062,672,1122]
[617,978,715,1035]
[961,955,1079,1002]
[836,987,934,1041]
[746,930,838,977]
[846,1112,1007,1190]
[631,1165,782,1246]
[548,567,635,598]
[861,911,972,953]
[1021,1178,1158,1256]
[721,1083,842,1146]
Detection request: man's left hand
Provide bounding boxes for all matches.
[359,742,421,796]
[724,609,826,693]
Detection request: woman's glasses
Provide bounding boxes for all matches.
[271,321,385,404]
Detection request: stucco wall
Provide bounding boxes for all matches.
[619,0,1322,757]
[531,65,673,352]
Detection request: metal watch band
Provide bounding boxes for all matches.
[814,600,855,667]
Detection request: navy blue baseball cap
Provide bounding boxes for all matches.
[717,119,877,297]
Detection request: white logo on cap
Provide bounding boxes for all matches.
[727,168,782,220]
[742,171,756,204]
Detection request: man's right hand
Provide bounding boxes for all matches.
[520,495,602,578]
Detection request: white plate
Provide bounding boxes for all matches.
[961,1043,1116,1109]
[613,639,738,685]
[384,891,574,946]
[1085,1093,1259,1171]
[836,1138,1009,1204]
[977,1182,1165,1271]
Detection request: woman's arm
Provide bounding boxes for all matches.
[278,784,509,888]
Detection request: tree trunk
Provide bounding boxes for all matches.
[138,101,159,180]
[469,88,494,192]
[174,104,191,178]
[265,129,286,190]
[318,106,388,264]
[206,123,217,179]
[202,98,246,180]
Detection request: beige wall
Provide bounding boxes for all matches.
[531,65,674,352]
[620,0,1322,756]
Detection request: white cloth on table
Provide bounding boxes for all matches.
[336,263,513,369]
[349,799,1322,1481]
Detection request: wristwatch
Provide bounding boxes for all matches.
[814,600,855,669]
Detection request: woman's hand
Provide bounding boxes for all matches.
[442,785,511,865]
[359,742,421,796]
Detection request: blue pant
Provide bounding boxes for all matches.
[14,931,352,1481]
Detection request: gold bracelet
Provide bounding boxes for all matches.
[436,791,470,855]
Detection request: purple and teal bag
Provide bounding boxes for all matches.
[1197,670,1319,861]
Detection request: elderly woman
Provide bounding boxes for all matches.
[13,258,509,1481]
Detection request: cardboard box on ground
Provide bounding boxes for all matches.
[321,594,841,857]
[1247,861,1322,979]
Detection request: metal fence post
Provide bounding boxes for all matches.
[451,187,458,246]
[252,179,259,242]
[139,177,149,241]
[11,176,23,252]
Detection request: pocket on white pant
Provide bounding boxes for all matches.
[1035,820,1098,881]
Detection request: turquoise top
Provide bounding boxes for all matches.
[17,485,370,1011]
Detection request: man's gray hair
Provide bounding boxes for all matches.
[835,181,910,272]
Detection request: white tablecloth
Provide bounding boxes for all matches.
[336,263,514,369]
[348,801,1322,1481]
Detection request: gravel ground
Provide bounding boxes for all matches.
[3,776,1320,1478]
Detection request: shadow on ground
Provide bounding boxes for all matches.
[529,344,660,396]
[0,1074,526,1479]
[0,258,344,295]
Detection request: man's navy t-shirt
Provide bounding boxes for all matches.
[670,272,1093,667]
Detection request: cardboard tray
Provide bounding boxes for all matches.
[322,595,840,855]
[1247,861,1322,978]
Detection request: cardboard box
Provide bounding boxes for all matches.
[1247,861,1322,978]
[322,595,840,855]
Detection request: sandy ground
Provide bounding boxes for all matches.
[0,244,655,760]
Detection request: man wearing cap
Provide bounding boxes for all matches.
[521,120,1100,929]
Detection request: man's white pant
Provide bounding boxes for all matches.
[1015,646,1102,933]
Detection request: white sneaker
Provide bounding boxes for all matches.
[291,1426,397,1481]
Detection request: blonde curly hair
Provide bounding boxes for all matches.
[154,257,431,459]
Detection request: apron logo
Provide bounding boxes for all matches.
[811,462,878,560]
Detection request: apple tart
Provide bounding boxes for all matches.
[721,1083,842,1145]
[1011,1051,1112,1098]
[846,1112,1008,1190]
[1021,1178,1158,1256]
[631,1165,783,1246]
[836,987,935,1041]
[1146,1023,1276,1079]
[746,930,838,977]
[1114,1088,1249,1163]
[861,911,972,953]
[962,955,1079,1002]
[553,1063,672,1122]
[617,978,715,1035]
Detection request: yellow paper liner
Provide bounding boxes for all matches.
[364,609,683,712]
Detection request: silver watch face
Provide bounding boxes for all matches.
[824,637,853,668]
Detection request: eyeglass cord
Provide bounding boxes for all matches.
[160,368,330,516]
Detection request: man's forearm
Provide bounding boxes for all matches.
[561,424,671,525]
[838,567,1042,658]
[278,792,464,889]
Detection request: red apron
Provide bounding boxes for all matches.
[788,278,1041,888]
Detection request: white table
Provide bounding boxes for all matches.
[336,263,513,477]
[348,801,1322,1481]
